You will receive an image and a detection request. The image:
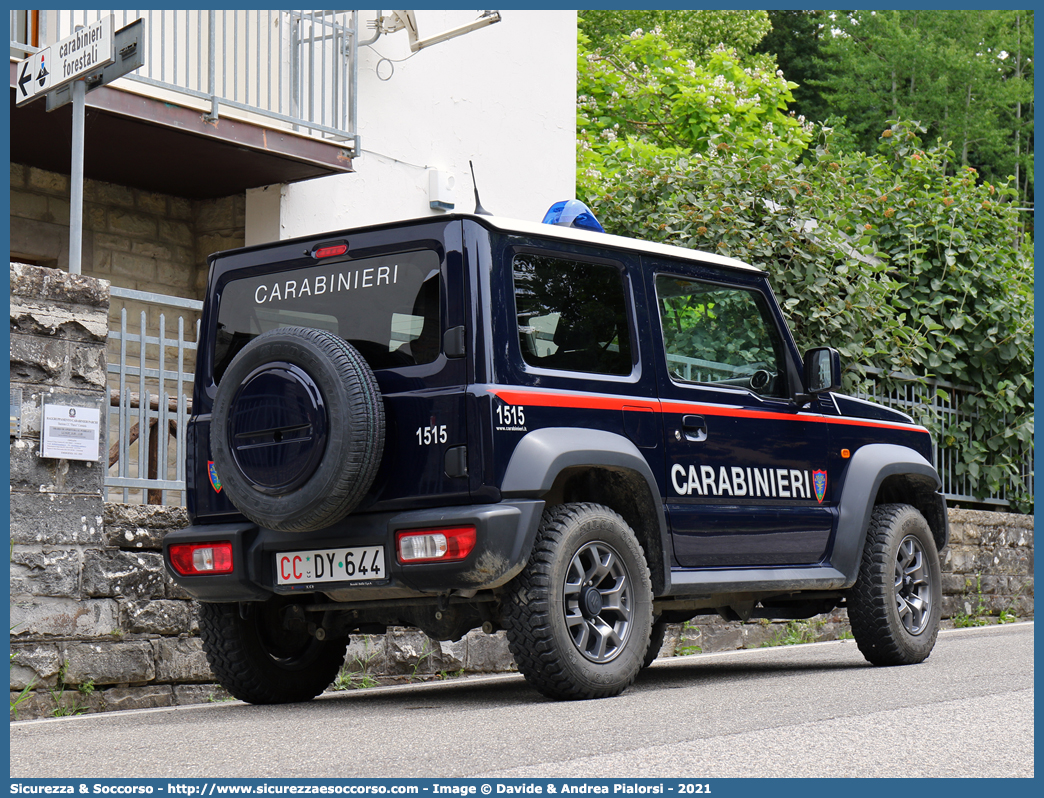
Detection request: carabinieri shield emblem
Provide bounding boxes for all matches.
[208,461,222,493]
[813,470,827,504]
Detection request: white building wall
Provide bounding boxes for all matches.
[246,10,577,244]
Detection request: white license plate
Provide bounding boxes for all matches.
[276,546,386,585]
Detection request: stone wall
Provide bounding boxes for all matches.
[13,493,1031,718]
[645,507,1034,658]
[941,508,1034,618]
[8,264,217,718]
[10,264,111,713]
[10,497,519,718]
[12,505,230,718]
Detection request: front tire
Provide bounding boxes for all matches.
[503,503,653,700]
[847,504,941,666]
[199,598,348,704]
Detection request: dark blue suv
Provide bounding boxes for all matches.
[164,212,949,703]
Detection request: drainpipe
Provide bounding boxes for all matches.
[205,10,218,121]
[359,10,383,46]
[349,11,362,154]
[345,11,382,155]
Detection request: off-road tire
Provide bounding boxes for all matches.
[847,503,941,666]
[642,617,668,670]
[199,599,348,704]
[503,502,653,700]
[211,326,384,533]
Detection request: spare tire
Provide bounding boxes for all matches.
[210,326,385,533]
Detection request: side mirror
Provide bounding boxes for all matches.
[804,347,842,394]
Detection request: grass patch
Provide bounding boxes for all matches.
[9,632,36,719]
[333,637,383,690]
[952,574,991,628]
[48,661,90,717]
[9,666,36,719]
[761,618,826,647]
[674,620,703,656]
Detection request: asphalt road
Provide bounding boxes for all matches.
[9,622,1033,779]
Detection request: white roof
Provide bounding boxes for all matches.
[473,214,762,274]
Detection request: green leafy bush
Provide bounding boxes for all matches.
[580,121,1033,509]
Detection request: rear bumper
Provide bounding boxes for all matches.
[163,500,544,603]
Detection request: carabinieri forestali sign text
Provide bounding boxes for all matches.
[57,21,109,79]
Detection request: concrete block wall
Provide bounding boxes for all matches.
[8,164,244,384]
[10,165,245,380]
[9,164,244,301]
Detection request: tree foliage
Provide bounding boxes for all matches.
[579,10,771,62]
[576,13,1034,508]
[814,10,1034,209]
[754,10,833,125]
[577,29,812,201]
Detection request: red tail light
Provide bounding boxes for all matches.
[169,542,234,576]
[396,526,477,563]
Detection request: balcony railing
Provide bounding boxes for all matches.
[10,9,359,149]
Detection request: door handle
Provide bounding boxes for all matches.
[681,414,708,442]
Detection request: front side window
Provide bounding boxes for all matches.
[214,250,441,381]
[513,253,633,376]
[656,275,787,398]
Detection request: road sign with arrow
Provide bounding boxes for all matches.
[16,15,114,106]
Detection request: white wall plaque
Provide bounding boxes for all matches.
[40,403,101,462]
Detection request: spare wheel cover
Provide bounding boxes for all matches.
[210,326,385,533]
[226,361,329,495]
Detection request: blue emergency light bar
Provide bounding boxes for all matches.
[541,199,605,233]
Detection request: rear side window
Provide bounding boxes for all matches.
[214,250,441,381]
[512,253,632,376]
